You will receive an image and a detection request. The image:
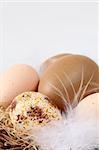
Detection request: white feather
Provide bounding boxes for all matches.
[30,110,99,150]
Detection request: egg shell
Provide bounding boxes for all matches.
[74,93,99,121]
[38,55,99,111]
[40,53,70,74]
[0,64,39,108]
[9,92,61,131]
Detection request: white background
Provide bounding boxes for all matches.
[0,1,98,73]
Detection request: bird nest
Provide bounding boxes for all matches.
[0,107,39,150]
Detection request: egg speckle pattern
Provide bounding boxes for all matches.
[9,92,61,130]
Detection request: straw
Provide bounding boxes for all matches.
[0,107,39,150]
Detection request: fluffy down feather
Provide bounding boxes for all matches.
[30,109,99,150]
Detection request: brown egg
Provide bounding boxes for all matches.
[40,53,70,74]
[0,64,39,108]
[38,55,99,111]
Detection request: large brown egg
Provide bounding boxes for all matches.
[40,53,70,74]
[0,64,39,108]
[38,55,99,111]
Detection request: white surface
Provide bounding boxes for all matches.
[0,2,98,73]
[97,2,99,64]
[0,0,99,2]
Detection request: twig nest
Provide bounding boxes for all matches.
[9,92,61,131]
